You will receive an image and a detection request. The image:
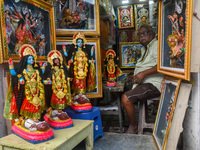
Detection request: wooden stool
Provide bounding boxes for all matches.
[138,97,160,134]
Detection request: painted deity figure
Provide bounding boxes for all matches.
[4,4,16,45]
[63,32,95,112]
[64,32,96,95]
[165,0,186,68]
[76,0,88,29]
[42,50,73,129]
[3,44,53,144]
[39,35,46,56]
[15,6,36,46]
[102,49,123,87]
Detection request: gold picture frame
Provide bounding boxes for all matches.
[0,0,56,63]
[54,0,100,36]
[134,3,149,31]
[157,0,193,81]
[153,76,181,150]
[56,37,102,99]
[117,5,134,29]
[119,42,142,69]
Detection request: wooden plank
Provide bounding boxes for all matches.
[166,82,192,149]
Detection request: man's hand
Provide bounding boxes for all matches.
[133,71,145,84]
[133,65,157,84]
[127,71,134,80]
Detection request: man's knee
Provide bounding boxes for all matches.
[121,94,130,105]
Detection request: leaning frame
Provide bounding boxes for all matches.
[56,37,102,99]
[153,76,181,150]
[157,0,193,81]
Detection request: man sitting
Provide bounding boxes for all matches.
[121,23,163,134]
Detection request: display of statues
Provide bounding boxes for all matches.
[102,49,123,87]
[3,32,99,143]
[42,50,73,129]
[3,44,54,144]
[62,32,96,112]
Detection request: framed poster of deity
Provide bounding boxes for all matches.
[117,5,134,29]
[130,29,139,42]
[56,36,102,99]
[54,0,100,36]
[153,76,181,150]
[157,0,193,81]
[0,0,56,63]
[118,30,130,43]
[119,42,142,69]
[134,3,149,30]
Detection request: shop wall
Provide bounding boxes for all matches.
[0,65,8,138]
[191,0,200,72]
[183,73,200,149]
[183,0,200,149]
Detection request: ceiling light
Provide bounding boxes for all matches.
[139,0,146,1]
[122,0,129,4]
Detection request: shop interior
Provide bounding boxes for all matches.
[0,0,200,149]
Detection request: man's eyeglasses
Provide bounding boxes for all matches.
[137,31,149,37]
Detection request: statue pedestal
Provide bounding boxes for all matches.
[44,113,73,130]
[11,122,54,144]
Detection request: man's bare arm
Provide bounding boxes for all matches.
[133,65,157,83]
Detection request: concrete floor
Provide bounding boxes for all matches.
[73,132,157,150]
[73,96,158,150]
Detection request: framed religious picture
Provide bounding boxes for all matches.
[0,0,56,63]
[130,29,139,42]
[117,5,134,29]
[153,76,181,150]
[134,3,149,30]
[119,42,142,69]
[54,0,100,36]
[157,0,193,81]
[118,30,130,43]
[56,36,102,99]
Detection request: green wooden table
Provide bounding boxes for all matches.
[0,119,94,150]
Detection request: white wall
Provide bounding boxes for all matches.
[0,65,8,138]
[182,0,200,149]
[183,73,200,149]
